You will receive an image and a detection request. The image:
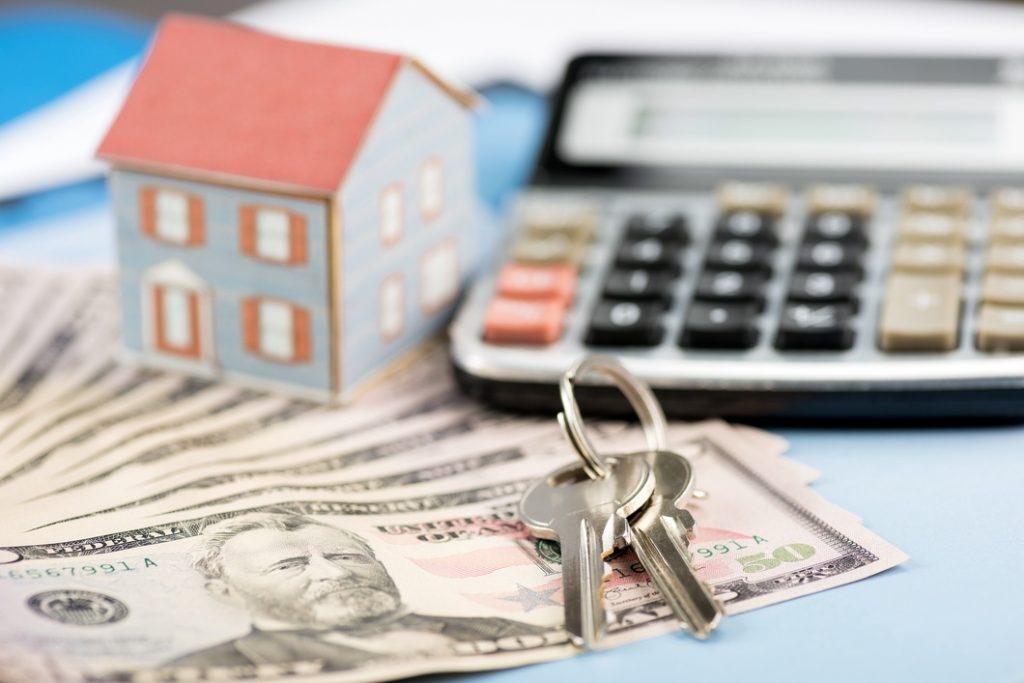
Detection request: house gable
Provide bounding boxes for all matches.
[335,62,474,394]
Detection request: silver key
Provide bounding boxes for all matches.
[629,449,723,639]
[519,456,654,648]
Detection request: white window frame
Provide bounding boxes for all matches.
[254,208,292,262]
[418,158,444,221]
[379,274,404,342]
[380,183,404,247]
[420,239,458,314]
[155,189,190,244]
[258,299,295,361]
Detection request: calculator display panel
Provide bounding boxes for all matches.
[536,55,1024,187]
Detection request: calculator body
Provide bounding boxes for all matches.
[450,54,1024,420]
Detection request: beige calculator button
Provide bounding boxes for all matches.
[806,184,877,216]
[522,204,597,242]
[981,272,1024,307]
[716,181,788,215]
[976,304,1024,351]
[511,234,586,267]
[891,242,966,274]
[901,185,973,217]
[990,215,1024,244]
[986,243,1024,274]
[991,187,1024,217]
[897,212,967,244]
[879,273,962,351]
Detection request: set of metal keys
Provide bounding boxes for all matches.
[519,356,724,648]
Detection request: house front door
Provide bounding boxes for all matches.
[143,260,212,367]
[153,284,202,358]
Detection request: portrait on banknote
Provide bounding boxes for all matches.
[167,511,546,672]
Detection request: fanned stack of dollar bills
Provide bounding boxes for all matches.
[0,268,907,683]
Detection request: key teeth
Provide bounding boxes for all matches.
[604,511,632,555]
[679,508,697,535]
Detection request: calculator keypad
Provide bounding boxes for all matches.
[625,212,689,243]
[788,271,859,309]
[483,205,593,344]
[878,186,970,351]
[483,298,565,345]
[705,240,773,273]
[616,237,684,273]
[880,272,962,351]
[603,268,675,307]
[480,181,1024,361]
[681,301,759,349]
[775,302,855,350]
[714,211,778,245]
[694,270,767,308]
[976,189,1024,350]
[805,212,867,245]
[587,300,664,347]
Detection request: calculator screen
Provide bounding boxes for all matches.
[549,55,1024,178]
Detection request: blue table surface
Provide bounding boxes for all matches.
[1,5,1022,682]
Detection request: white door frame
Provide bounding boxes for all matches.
[140,259,215,374]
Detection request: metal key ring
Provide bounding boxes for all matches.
[557,355,668,480]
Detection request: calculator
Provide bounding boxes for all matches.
[450,54,1024,421]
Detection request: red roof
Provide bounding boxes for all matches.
[98,15,469,194]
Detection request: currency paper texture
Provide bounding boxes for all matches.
[0,269,907,683]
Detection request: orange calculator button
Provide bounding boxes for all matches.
[484,297,564,345]
[496,263,577,305]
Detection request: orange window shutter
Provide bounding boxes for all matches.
[293,306,311,362]
[239,206,256,255]
[140,188,157,237]
[289,213,308,264]
[241,298,260,353]
[152,285,166,347]
[185,292,201,357]
[188,196,205,245]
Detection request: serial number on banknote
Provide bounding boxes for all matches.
[0,558,158,580]
[692,536,771,558]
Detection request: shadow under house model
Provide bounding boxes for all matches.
[96,13,478,402]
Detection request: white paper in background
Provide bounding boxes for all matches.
[3,0,1024,203]
[0,63,135,202]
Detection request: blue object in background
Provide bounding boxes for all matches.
[474,83,549,211]
[0,3,149,234]
[0,3,149,125]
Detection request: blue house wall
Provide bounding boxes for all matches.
[338,64,474,393]
[112,170,333,396]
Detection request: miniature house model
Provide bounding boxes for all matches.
[98,14,476,401]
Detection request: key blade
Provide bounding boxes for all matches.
[631,509,723,639]
[559,516,607,648]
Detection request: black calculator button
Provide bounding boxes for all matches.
[775,303,854,350]
[680,301,759,349]
[616,238,683,273]
[626,212,689,244]
[695,270,766,308]
[587,300,664,347]
[704,239,773,273]
[715,210,777,245]
[797,240,863,275]
[805,211,867,245]
[603,269,674,307]
[788,271,859,310]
